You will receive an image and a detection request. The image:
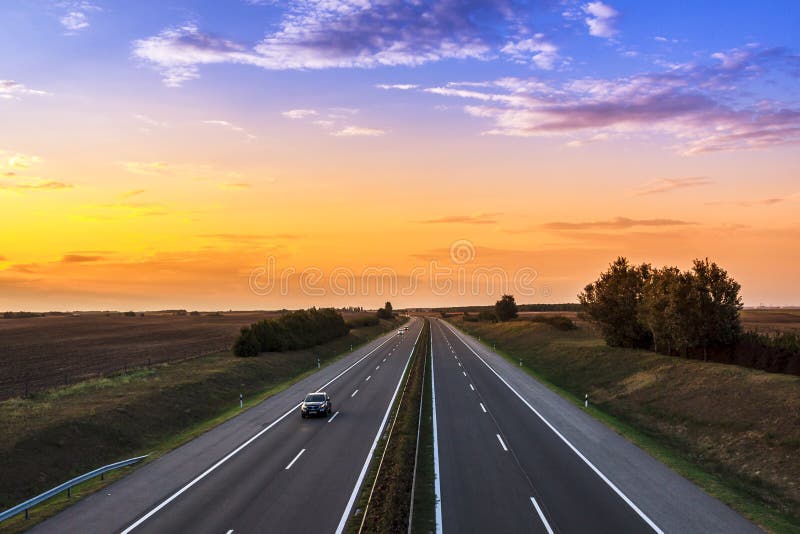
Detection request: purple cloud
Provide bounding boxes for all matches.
[133,1,558,86]
[426,45,800,153]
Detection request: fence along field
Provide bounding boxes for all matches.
[0,311,286,400]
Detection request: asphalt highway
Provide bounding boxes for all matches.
[430,318,760,534]
[30,315,760,534]
[30,318,423,534]
[431,318,653,534]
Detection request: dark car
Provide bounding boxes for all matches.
[300,391,332,418]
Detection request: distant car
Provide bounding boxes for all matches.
[397,329,405,336]
[300,392,332,418]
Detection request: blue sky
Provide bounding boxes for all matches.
[1,1,799,309]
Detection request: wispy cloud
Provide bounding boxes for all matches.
[0,150,73,192]
[425,45,800,153]
[543,217,693,230]
[282,109,318,119]
[200,233,302,243]
[583,2,620,39]
[59,1,101,34]
[331,126,385,137]
[0,180,73,191]
[707,194,799,207]
[376,84,419,90]
[60,254,104,263]
[132,114,166,132]
[201,120,256,140]
[635,176,713,196]
[132,3,558,86]
[501,35,559,70]
[0,80,49,100]
[120,189,145,199]
[418,213,500,225]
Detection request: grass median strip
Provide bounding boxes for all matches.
[0,318,403,534]
[347,319,430,534]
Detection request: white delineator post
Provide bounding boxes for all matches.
[585,393,588,408]
[240,393,243,408]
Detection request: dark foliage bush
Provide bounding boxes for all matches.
[526,314,577,331]
[233,308,350,356]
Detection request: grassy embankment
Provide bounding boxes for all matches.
[0,317,403,533]
[448,316,800,533]
[347,319,430,533]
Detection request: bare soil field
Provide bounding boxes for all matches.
[741,309,800,334]
[0,311,367,400]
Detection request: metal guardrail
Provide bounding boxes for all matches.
[0,455,148,523]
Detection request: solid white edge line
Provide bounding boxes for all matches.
[530,497,555,534]
[334,323,424,534]
[351,389,359,398]
[284,449,306,470]
[328,411,340,423]
[480,402,487,413]
[439,320,664,534]
[121,322,405,534]
[431,325,444,534]
[496,434,508,451]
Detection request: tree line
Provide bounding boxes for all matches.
[234,308,350,357]
[580,257,743,359]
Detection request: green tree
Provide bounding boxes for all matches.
[579,257,653,348]
[691,258,743,360]
[639,267,681,353]
[495,294,518,321]
[233,326,260,357]
[377,301,394,319]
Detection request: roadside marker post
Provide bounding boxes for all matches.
[317,357,321,369]
[239,393,243,409]
[585,394,588,408]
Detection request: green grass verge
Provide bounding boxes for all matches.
[0,318,404,534]
[446,318,800,534]
[411,327,436,534]
[346,319,429,533]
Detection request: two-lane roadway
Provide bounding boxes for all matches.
[431,318,654,533]
[32,318,423,534]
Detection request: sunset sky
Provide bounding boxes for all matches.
[1,0,799,310]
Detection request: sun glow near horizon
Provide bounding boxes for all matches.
[1,1,799,310]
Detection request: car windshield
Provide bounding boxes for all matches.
[305,394,325,403]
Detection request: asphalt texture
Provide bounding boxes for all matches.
[431,318,761,534]
[29,318,423,534]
